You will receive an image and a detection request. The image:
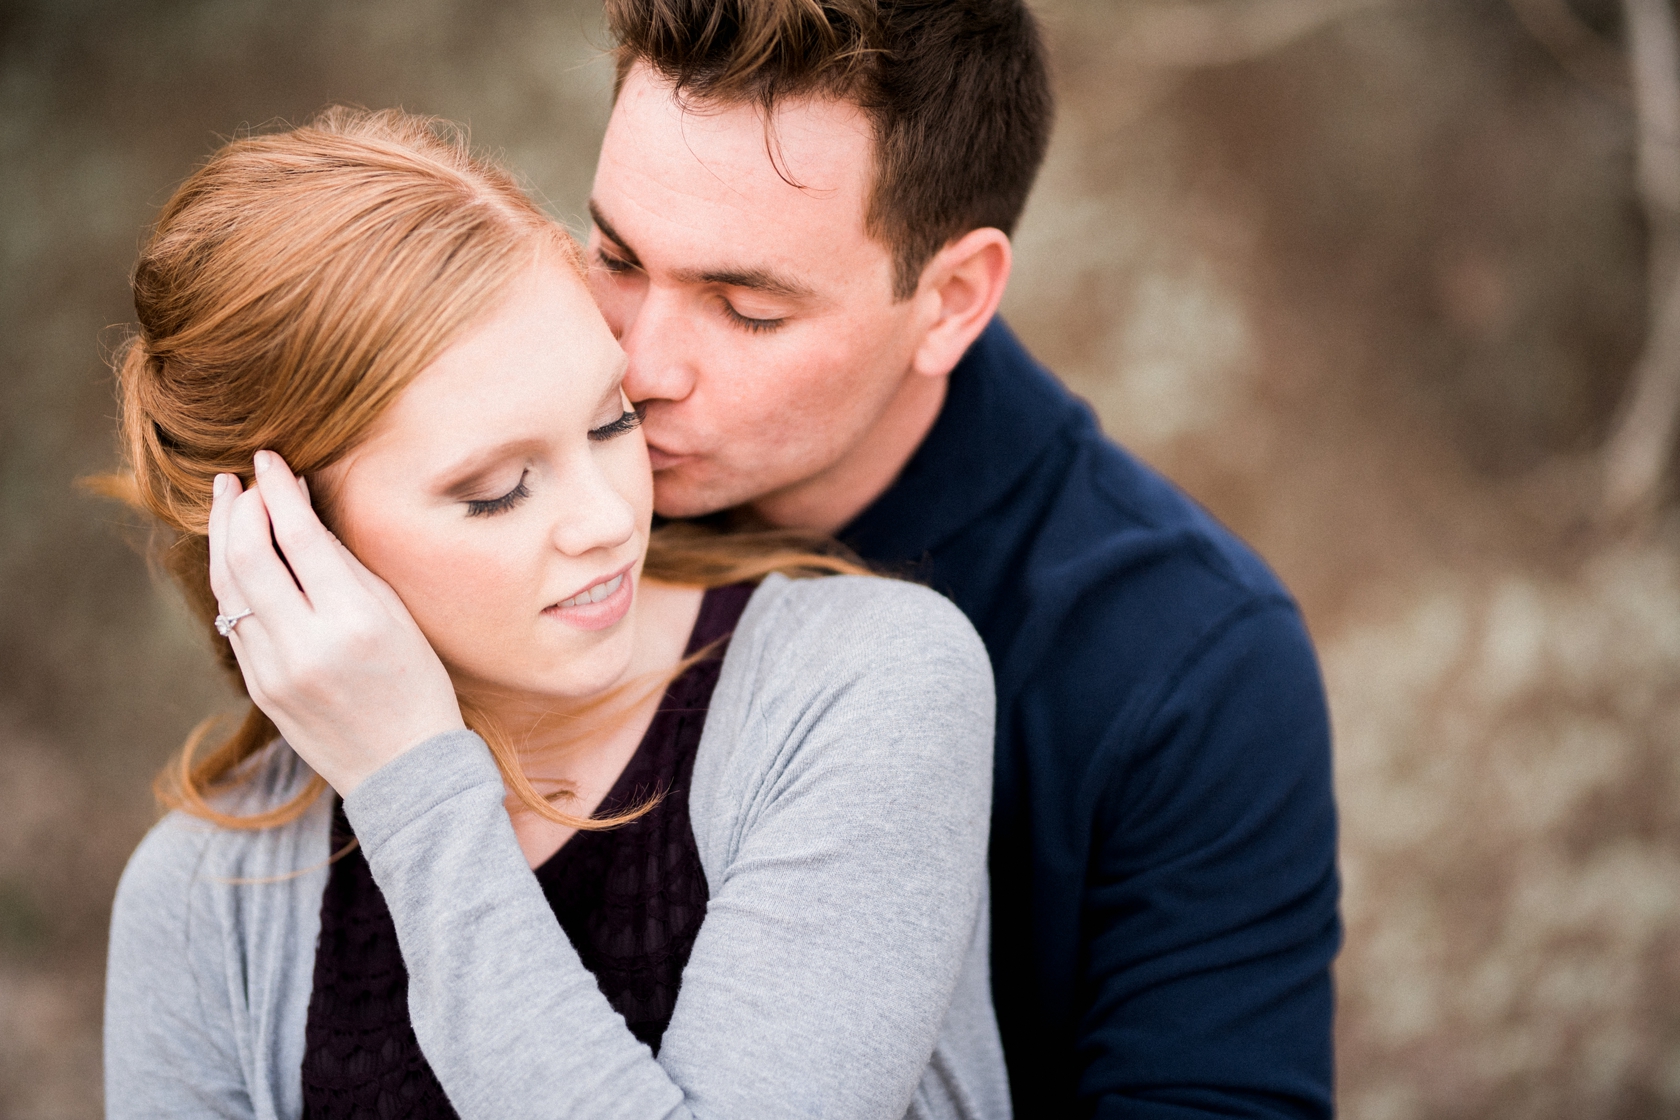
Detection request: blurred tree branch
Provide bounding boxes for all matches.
[1103,0,1680,519]
[1506,0,1631,100]
[1605,0,1680,519]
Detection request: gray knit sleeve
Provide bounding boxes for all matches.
[104,747,330,1120]
[342,574,1003,1119]
[105,815,254,1119]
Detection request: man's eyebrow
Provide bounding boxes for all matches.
[589,199,813,300]
[587,201,642,268]
[672,265,814,301]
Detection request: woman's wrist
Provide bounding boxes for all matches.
[339,726,495,847]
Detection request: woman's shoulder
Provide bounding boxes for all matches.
[114,742,330,916]
[735,572,991,686]
[705,573,995,777]
[691,574,997,881]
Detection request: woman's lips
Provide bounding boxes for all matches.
[543,565,634,631]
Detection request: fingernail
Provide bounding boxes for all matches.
[213,474,227,498]
[254,451,272,475]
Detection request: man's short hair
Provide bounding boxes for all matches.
[605,0,1054,299]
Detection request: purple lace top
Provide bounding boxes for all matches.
[299,583,754,1119]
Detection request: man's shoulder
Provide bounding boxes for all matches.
[856,316,1312,689]
[972,382,1297,637]
[1046,422,1292,618]
[958,358,1331,833]
[945,335,1318,740]
[948,319,1293,621]
[1010,425,1314,716]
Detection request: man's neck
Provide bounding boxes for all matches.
[748,371,949,533]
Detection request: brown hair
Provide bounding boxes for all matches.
[605,0,1054,298]
[97,106,866,832]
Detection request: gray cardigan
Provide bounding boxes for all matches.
[103,574,1010,1119]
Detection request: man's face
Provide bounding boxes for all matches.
[587,64,927,525]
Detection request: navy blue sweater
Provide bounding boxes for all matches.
[841,320,1341,1119]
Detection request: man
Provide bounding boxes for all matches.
[585,1,1341,1115]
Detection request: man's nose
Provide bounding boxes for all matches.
[619,285,698,406]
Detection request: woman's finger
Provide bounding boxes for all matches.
[325,531,414,620]
[203,475,290,705]
[291,471,410,619]
[251,450,364,613]
[207,472,249,610]
[295,467,401,612]
[219,482,314,625]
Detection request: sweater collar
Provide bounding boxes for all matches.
[841,317,1089,561]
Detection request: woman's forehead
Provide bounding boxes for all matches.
[370,258,624,452]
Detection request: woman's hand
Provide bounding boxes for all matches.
[208,449,466,796]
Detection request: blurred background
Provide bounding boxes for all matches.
[1,0,1676,1115]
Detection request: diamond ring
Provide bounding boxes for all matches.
[214,609,255,637]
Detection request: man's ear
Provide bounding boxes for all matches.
[910,227,1013,379]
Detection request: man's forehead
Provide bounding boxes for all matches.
[598,65,874,230]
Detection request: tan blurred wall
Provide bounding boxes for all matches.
[0,1,1672,1117]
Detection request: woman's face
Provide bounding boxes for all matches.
[325,249,653,702]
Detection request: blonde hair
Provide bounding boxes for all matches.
[95,107,866,832]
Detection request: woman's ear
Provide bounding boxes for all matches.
[909,228,1013,379]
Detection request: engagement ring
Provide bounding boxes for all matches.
[215,609,254,636]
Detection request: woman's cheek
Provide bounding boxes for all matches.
[610,431,655,528]
[373,532,526,672]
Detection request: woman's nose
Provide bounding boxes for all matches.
[549,455,638,558]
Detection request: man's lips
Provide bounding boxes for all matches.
[645,442,691,471]
[543,563,635,632]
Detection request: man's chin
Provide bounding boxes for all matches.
[651,472,751,522]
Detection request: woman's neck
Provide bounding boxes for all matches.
[475,577,707,868]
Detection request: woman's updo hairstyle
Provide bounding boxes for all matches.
[101,106,867,832]
[120,106,567,599]
[102,107,586,827]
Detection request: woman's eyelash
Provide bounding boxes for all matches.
[462,412,637,515]
[589,407,644,442]
[722,302,785,334]
[466,471,530,517]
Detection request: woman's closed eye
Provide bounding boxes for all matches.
[466,471,530,518]
[462,411,637,516]
[589,407,643,442]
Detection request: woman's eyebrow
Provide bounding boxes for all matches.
[436,438,545,499]
[596,374,628,414]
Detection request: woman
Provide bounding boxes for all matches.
[100,107,1008,1119]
